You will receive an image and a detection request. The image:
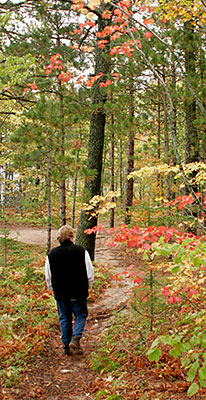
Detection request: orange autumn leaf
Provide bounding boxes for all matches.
[99,79,112,88]
[102,10,112,19]
[144,31,153,39]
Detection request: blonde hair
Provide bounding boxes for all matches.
[57,225,74,243]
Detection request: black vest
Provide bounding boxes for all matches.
[48,240,88,301]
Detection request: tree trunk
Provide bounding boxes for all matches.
[72,146,80,229]
[47,135,52,253]
[110,103,115,228]
[75,13,110,260]
[200,49,206,164]
[163,71,170,207]
[119,137,124,209]
[184,23,199,168]
[157,79,162,202]
[184,23,199,231]
[125,80,135,225]
[59,90,66,226]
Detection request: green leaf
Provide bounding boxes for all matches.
[151,338,160,348]
[199,367,206,387]
[201,335,206,349]
[171,264,180,274]
[187,382,199,397]
[160,248,171,257]
[160,335,172,345]
[191,335,201,346]
[143,251,149,260]
[187,361,199,382]
[147,347,161,362]
[170,347,181,359]
[192,256,202,268]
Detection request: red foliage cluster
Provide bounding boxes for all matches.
[166,192,206,212]
[85,224,204,309]
[23,82,38,93]
[45,53,63,75]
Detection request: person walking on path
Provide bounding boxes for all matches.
[45,224,94,356]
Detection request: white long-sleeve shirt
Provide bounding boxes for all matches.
[45,250,94,291]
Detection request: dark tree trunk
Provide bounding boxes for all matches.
[157,81,164,205]
[75,13,110,260]
[184,23,199,169]
[163,72,170,205]
[119,137,124,209]
[72,141,80,229]
[124,80,135,225]
[46,135,52,253]
[59,91,66,226]
[110,104,115,228]
[200,49,206,164]
[184,23,199,232]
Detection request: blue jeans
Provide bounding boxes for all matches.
[56,299,88,345]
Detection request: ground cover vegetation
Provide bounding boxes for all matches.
[0,0,206,398]
[86,223,206,398]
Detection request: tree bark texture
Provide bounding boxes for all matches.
[163,72,170,205]
[110,105,115,228]
[184,23,199,167]
[119,137,124,209]
[59,90,66,226]
[125,80,135,225]
[47,136,51,253]
[72,146,80,229]
[75,13,110,260]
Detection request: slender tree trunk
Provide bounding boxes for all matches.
[57,34,66,226]
[163,71,170,207]
[200,49,206,227]
[184,23,199,232]
[125,80,135,225]
[110,102,115,228]
[170,61,177,200]
[72,146,80,229]
[119,137,124,209]
[200,49,206,164]
[59,90,66,226]
[75,13,110,260]
[184,23,199,169]
[47,135,52,253]
[157,79,162,202]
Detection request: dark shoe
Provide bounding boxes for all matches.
[63,344,70,355]
[69,336,83,355]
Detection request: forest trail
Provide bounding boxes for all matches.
[1,224,133,400]
[0,223,119,266]
[1,224,197,400]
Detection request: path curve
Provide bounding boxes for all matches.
[0,224,119,266]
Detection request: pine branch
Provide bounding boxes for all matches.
[200,0,206,7]
[1,92,36,104]
[0,111,16,115]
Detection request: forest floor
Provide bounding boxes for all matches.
[1,224,205,400]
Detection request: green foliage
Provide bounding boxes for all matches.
[145,237,206,397]
[91,352,120,373]
[95,390,108,399]
[0,239,57,387]
[0,51,36,91]
[89,263,112,303]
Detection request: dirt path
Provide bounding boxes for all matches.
[0,224,119,266]
[1,224,132,400]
